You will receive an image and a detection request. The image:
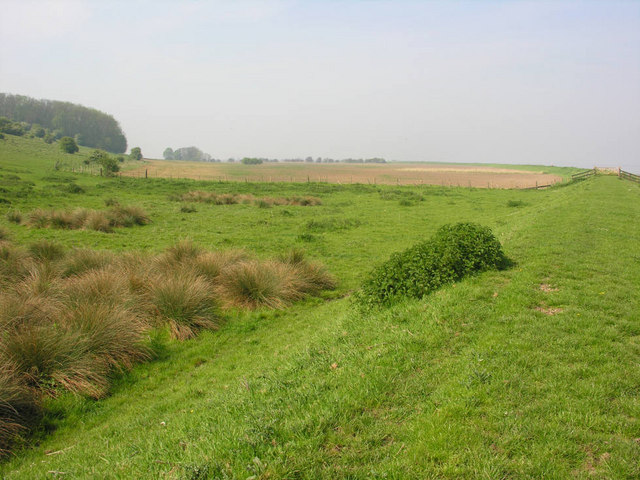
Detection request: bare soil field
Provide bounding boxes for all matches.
[124,160,563,188]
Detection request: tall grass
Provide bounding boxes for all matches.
[149,272,220,339]
[0,240,335,455]
[21,205,150,232]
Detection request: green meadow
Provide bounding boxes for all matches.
[0,135,639,479]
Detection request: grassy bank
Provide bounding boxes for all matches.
[1,136,638,478]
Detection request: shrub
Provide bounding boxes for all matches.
[357,223,509,308]
[149,272,220,339]
[59,136,79,154]
[0,227,9,242]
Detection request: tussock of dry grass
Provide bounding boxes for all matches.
[176,190,321,207]
[149,272,220,340]
[21,205,150,232]
[0,239,334,454]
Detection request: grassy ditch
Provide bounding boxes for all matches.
[0,239,334,454]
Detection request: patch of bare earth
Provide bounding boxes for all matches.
[540,283,559,293]
[535,305,563,315]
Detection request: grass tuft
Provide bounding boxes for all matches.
[28,239,65,262]
[149,272,221,339]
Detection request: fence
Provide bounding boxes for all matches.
[620,170,640,184]
[571,169,596,181]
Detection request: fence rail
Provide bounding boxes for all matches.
[620,170,640,184]
[571,169,596,180]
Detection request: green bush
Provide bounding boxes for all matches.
[357,223,509,308]
[59,136,79,154]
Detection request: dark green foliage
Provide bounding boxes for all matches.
[0,117,25,136]
[65,183,85,194]
[357,223,508,308]
[305,217,361,233]
[31,125,45,138]
[507,199,526,207]
[0,93,127,153]
[180,204,197,213]
[59,136,78,154]
[241,158,263,165]
[130,147,142,161]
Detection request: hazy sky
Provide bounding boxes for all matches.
[1,0,639,170]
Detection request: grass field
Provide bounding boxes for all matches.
[0,135,638,479]
[122,157,575,189]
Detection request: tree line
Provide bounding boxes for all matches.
[162,148,386,164]
[0,93,127,153]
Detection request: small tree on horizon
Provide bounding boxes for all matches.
[59,136,79,154]
[130,147,143,160]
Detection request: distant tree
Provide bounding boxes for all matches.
[43,133,55,144]
[0,116,25,136]
[227,158,235,163]
[130,147,142,160]
[241,157,263,165]
[305,156,313,163]
[59,136,79,154]
[163,147,174,160]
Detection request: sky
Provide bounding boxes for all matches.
[1,0,639,171]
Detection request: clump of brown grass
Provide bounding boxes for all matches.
[23,205,150,232]
[63,269,130,307]
[63,302,150,372]
[280,249,337,294]
[190,249,249,284]
[148,272,220,339]
[28,239,66,262]
[61,249,115,277]
[217,260,301,309]
[107,205,150,227]
[0,239,337,456]
[0,362,39,456]
[84,210,113,232]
